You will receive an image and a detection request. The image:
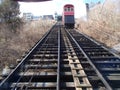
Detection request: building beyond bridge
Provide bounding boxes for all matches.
[23,13,33,21]
[23,13,54,21]
[42,15,54,20]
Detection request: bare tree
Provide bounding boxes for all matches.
[0,0,22,32]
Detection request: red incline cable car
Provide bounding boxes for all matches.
[63,4,75,29]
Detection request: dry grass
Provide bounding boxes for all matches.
[0,20,55,72]
[77,1,120,47]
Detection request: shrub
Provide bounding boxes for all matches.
[78,1,120,47]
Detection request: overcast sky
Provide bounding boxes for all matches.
[84,0,105,3]
[19,0,87,18]
[19,0,105,18]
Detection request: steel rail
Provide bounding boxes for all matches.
[11,38,49,90]
[0,25,56,89]
[12,25,58,90]
[24,35,50,90]
[24,28,57,90]
[11,64,29,90]
[65,29,113,90]
[25,26,58,89]
[75,29,120,58]
[63,28,92,90]
[57,25,61,90]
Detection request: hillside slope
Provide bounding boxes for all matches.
[77,0,120,53]
[0,20,55,73]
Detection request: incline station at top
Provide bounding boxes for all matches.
[14,0,52,2]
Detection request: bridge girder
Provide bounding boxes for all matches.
[14,0,52,2]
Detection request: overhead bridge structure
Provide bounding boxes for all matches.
[14,0,52,2]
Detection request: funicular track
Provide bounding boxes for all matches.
[0,23,120,90]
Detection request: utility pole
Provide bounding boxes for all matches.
[85,3,89,20]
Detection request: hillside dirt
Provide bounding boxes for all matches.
[0,20,55,74]
[76,1,120,54]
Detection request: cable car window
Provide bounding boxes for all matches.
[71,8,73,11]
[64,8,67,11]
[68,7,70,11]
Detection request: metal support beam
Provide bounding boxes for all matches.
[13,0,52,2]
[57,25,61,90]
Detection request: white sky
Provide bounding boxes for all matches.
[19,0,87,18]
